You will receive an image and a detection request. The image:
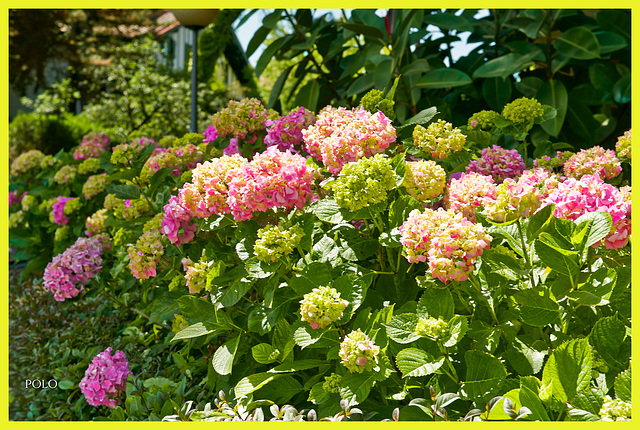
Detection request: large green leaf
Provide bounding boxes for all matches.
[310,198,345,224]
[346,73,375,98]
[294,79,321,112]
[459,350,507,403]
[397,107,438,129]
[289,262,333,296]
[268,65,293,109]
[423,13,472,32]
[482,77,512,111]
[513,287,561,327]
[220,277,254,307]
[540,338,593,410]
[234,373,279,399]
[473,51,540,80]
[104,183,140,200]
[588,316,629,372]
[534,234,580,282]
[614,368,631,403]
[553,27,600,60]
[416,68,472,89]
[566,100,600,143]
[396,348,445,378]
[212,335,240,375]
[172,322,216,341]
[416,288,454,320]
[373,59,393,91]
[252,343,279,365]
[596,10,631,41]
[518,379,550,421]
[594,31,628,54]
[567,267,616,306]
[339,22,387,41]
[268,359,326,373]
[537,79,567,137]
[612,74,631,104]
[573,211,612,250]
[340,373,378,404]
[386,313,420,344]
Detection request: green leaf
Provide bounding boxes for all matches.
[423,13,472,32]
[212,335,240,375]
[459,351,507,403]
[594,31,628,54]
[397,106,438,129]
[289,262,333,296]
[481,249,524,281]
[339,22,387,40]
[310,198,345,224]
[573,211,612,250]
[553,27,600,59]
[416,288,454,320]
[104,183,140,200]
[234,373,279,399]
[513,287,561,327]
[373,59,393,91]
[566,100,600,143]
[252,343,279,365]
[482,77,512,111]
[518,377,550,421]
[396,348,445,378]
[614,368,631,403]
[176,295,217,325]
[386,313,420,344]
[268,359,326,373]
[596,10,630,41]
[534,235,579,282]
[473,52,540,80]
[588,316,629,372]
[567,391,602,421]
[254,375,302,405]
[416,68,472,89]
[293,325,339,349]
[443,315,468,347]
[294,79,321,112]
[515,76,543,98]
[268,65,293,109]
[540,338,593,410]
[172,322,216,341]
[143,377,177,390]
[612,74,631,104]
[246,25,272,58]
[567,267,616,306]
[272,319,294,361]
[220,277,255,307]
[537,79,567,137]
[340,373,378,404]
[254,35,286,78]
[400,59,430,76]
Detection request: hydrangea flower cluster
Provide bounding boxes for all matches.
[110,137,155,165]
[415,317,448,341]
[360,88,395,120]
[161,195,197,246]
[302,106,396,174]
[400,208,492,283]
[43,236,105,301]
[223,138,240,156]
[182,257,215,294]
[299,286,349,329]
[9,190,25,206]
[563,146,622,180]
[444,173,497,222]
[203,125,218,143]
[40,154,58,169]
[339,329,380,373]
[10,149,45,176]
[483,177,545,223]
[402,160,447,201]
[501,97,544,123]
[85,209,108,237]
[104,194,151,221]
[533,151,573,171]
[140,148,181,182]
[82,174,109,199]
[332,154,396,211]
[413,119,466,160]
[73,131,110,160]
[128,229,165,280]
[179,155,247,219]
[51,196,75,225]
[544,174,631,249]
[21,194,37,212]
[53,164,78,184]
[599,395,631,421]
[254,224,305,263]
[322,373,343,394]
[467,110,500,130]
[226,147,317,221]
[264,106,315,152]
[210,98,279,141]
[9,211,24,229]
[79,347,132,408]
[466,145,526,183]
[616,130,631,160]
[518,168,560,199]
[54,225,70,243]
[78,158,101,175]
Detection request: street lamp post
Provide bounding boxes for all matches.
[171,9,219,133]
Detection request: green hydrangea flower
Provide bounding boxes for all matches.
[413,120,466,160]
[63,197,82,216]
[254,224,305,263]
[360,89,396,120]
[501,97,544,124]
[54,225,71,243]
[21,194,38,212]
[300,286,348,329]
[9,210,25,229]
[53,164,78,184]
[339,329,380,373]
[39,155,58,169]
[415,317,448,341]
[468,110,500,131]
[402,160,446,201]
[599,395,631,421]
[322,373,343,394]
[78,158,101,175]
[333,154,396,212]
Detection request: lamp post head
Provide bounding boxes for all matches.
[172,9,219,29]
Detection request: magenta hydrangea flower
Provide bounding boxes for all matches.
[43,236,105,301]
[264,106,315,152]
[51,196,74,226]
[226,146,317,220]
[203,125,218,143]
[563,146,622,179]
[223,138,240,156]
[466,145,526,183]
[79,347,132,408]
[73,131,110,160]
[543,174,631,249]
[444,172,497,222]
[161,195,197,246]
[9,190,26,206]
[302,106,396,174]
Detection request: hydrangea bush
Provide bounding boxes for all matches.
[9,93,631,422]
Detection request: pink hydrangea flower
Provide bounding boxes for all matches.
[563,146,621,179]
[127,229,164,280]
[203,125,218,143]
[73,131,110,160]
[444,172,497,222]
[264,106,315,152]
[51,196,74,226]
[302,106,396,174]
[79,347,132,408]
[161,196,197,245]
[9,190,26,206]
[43,236,105,301]
[223,138,240,156]
[466,145,526,183]
[543,174,631,249]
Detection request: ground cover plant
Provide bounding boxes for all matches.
[8,8,631,422]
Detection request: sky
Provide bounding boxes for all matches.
[233,9,490,66]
